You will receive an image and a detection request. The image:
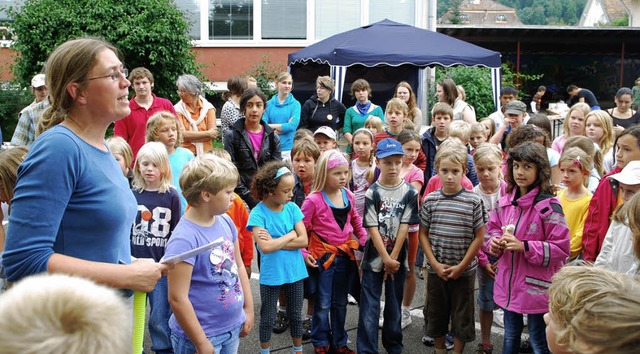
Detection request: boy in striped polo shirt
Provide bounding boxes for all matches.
[419,139,488,354]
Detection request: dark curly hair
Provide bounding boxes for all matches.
[507,124,550,149]
[251,160,292,201]
[506,141,553,195]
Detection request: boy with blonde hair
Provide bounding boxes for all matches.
[0,273,129,354]
[166,155,254,353]
[419,142,488,354]
[545,265,640,354]
[447,120,471,147]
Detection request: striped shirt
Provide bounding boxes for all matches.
[420,188,488,276]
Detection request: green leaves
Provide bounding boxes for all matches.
[5,0,201,100]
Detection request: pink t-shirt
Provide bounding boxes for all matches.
[422,174,474,203]
[246,128,264,161]
[402,164,424,232]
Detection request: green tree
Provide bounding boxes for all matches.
[5,0,201,102]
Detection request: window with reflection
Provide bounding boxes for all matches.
[369,0,415,25]
[175,0,201,39]
[262,0,306,39]
[209,0,253,40]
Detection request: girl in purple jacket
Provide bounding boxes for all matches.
[488,142,570,354]
[301,150,367,354]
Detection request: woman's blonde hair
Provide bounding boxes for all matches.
[548,265,640,354]
[0,146,29,204]
[559,147,591,187]
[36,37,119,137]
[132,142,173,193]
[146,111,183,148]
[434,138,468,172]
[276,72,292,83]
[472,143,502,166]
[180,154,239,206]
[105,136,133,169]
[585,110,615,155]
[562,102,590,137]
[311,150,347,193]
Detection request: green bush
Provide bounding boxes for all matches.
[245,54,286,98]
[0,86,36,142]
[428,64,543,120]
[5,0,201,102]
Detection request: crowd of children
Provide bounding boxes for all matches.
[3,75,640,354]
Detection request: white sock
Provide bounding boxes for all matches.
[402,305,410,311]
[278,305,286,313]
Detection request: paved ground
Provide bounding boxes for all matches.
[143,262,527,353]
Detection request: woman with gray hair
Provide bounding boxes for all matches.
[174,74,218,155]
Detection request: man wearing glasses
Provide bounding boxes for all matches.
[114,67,176,159]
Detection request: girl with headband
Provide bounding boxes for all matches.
[301,150,367,353]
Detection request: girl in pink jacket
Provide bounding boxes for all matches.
[488,142,570,354]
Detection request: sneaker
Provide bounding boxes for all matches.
[332,346,355,354]
[314,345,330,354]
[519,338,533,353]
[302,318,311,340]
[421,335,434,346]
[272,311,289,334]
[493,308,504,328]
[347,294,358,305]
[417,266,424,280]
[445,332,454,351]
[476,343,494,354]
[401,308,412,329]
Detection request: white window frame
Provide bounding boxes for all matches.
[191,0,424,47]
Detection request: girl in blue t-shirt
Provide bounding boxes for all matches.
[131,141,181,353]
[146,111,195,215]
[247,161,308,354]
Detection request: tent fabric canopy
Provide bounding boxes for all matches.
[288,19,502,115]
[288,19,502,69]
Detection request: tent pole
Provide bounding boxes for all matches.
[516,41,521,89]
[620,42,625,87]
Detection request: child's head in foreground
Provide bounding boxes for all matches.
[375,138,405,183]
[546,265,640,354]
[180,154,239,211]
[106,136,133,177]
[0,273,129,354]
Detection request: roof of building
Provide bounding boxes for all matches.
[439,0,523,26]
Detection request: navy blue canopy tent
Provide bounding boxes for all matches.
[288,19,502,118]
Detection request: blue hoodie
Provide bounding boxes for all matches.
[263,93,301,151]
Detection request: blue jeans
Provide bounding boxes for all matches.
[503,310,549,354]
[148,276,173,353]
[171,324,241,354]
[357,267,406,354]
[311,255,353,348]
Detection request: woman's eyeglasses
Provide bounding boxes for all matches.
[85,68,129,82]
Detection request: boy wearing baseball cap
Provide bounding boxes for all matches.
[489,100,528,151]
[313,126,337,153]
[594,160,640,273]
[357,138,419,354]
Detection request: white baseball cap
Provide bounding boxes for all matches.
[608,160,640,185]
[31,74,46,88]
[313,126,337,141]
